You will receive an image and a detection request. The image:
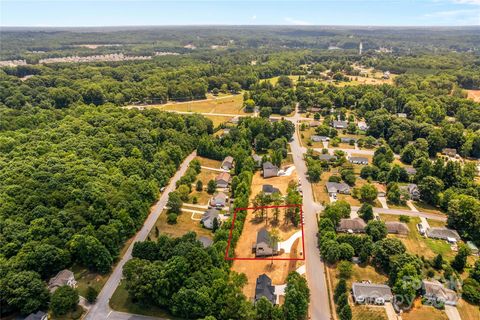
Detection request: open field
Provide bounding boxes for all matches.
[457,299,480,320]
[186,168,221,205]
[261,75,301,86]
[300,127,325,148]
[401,299,448,320]
[312,171,334,205]
[352,305,388,320]
[380,214,454,260]
[466,89,480,103]
[204,115,235,127]
[195,156,222,169]
[150,94,246,115]
[412,201,446,216]
[148,209,212,240]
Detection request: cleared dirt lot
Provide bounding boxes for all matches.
[466,89,480,103]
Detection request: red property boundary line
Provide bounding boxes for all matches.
[224,204,305,261]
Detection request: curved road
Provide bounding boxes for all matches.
[84,151,197,320]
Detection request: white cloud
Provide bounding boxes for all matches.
[451,0,480,5]
[251,15,257,21]
[284,17,312,26]
[424,8,480,24]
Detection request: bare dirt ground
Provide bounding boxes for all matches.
[467,89,480,102]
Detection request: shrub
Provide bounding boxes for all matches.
[338,261,353,279]
[399,215,410,223]
[167,213,178,224]
[50,286,79,316]
[86,286,98,303]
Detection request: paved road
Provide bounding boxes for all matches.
[288,111,331,320]
[84,151,197,320]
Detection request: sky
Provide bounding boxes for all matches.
[0,0,479,27]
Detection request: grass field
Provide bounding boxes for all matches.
[148,209,212,240]
[401,299,448,320]
[300,127,325,148]
[412,201,445,215]
[195,156,222,168]
[155,94,246,115]
[186,168,220,205]
[352,305,388,320]
[110,281,179,319]
[457,299,480,320]
[204,115,235,127]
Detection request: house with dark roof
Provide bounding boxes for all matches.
[262,184,280,195]
[263,162,279,178]
[24,311,47,320]
[405,167,417,176]
[442,148,457,158]
[337,218,367,233]
[255,274,277,305]
[352,282,393,305]
[385,222,409,235]
[422,280,458,306]
[252,228,278,257]
[319,154,337,161]
[326,182,350,195]
[48,269,77,292]
[221,156,234,170]
[210,192,227,207]
[215,172,231,188]
[349,156,369,165]
[311,135,329,142]
[340,137,357,144]
[400,183,420,200]
[426,227,461,242]
[332,120,348,129]
[198,236,213,248]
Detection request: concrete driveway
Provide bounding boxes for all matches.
[445,305,462,320]
[378,196,389,209]
[278,230,302,253]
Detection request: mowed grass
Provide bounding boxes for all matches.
[204,115,235,127]
[148,209,212,240]
[195,156,222,169]
[412,201,445,215]
[402,299,448,320]
[457,299,480,320]
[110,280,179,319]
[51,305,84,320]
[352,305,388,320]
[160,94,246,115]
[380,214,454,260]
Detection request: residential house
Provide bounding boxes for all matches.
[337,218,367,233]
[215,172,231,188]
[442,148,457,158]
[396,113,407,118]
[255,274,277,305]
[426,227,461,242]
[340,137,357,144]
[262,184,280,195]
[309,121,320,127]
[352,282,393,305]
[383,71,391,79]
[385,222,409,235]
[405,167,417,176]
[373,183,386,197]
[252,228,278,257]
[201,208,221,229]
[221,156,234,170]
[263,161,279,178]
[210,192,228,207]
[24,311,48,320]
[422,280,458,306]
[326,182,350,195]
[332,120,348,129]
[349,156,369,165]
[319,154,337,161]
[357,121,369,131]
[400,183,420,200]
[230,116,240,124]
[310,107,321,113]
[48,269,77,292]
[311,135,329,142]
[252,154,262,168]
[221,128,230,137]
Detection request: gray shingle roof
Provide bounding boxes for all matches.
[255,274,276,304]
[352,282,393,301]
[337,218,367,232]
[385,222,409,235]
[426,227,460,241]
[326,182,350,194]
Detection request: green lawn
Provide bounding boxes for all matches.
[352,305,388,320]
[50,306,84,320]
